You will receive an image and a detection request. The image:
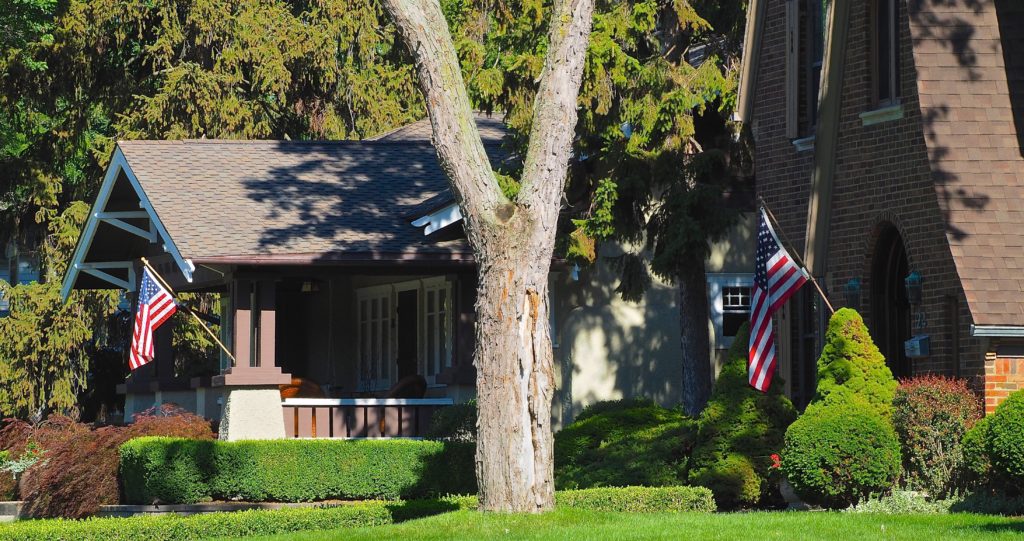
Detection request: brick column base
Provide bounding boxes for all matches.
[985,351,1024,414]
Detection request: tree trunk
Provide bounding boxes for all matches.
[677,258,712,416]
[378,0,594,513]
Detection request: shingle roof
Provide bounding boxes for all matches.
[118,139,475,262]
[909,0,1024,326]
[371,112,508,143]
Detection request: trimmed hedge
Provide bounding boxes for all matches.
[0,503,391,541]
[555,486,716,513]
[813,308,896,419]
[120,437,475,504]
[961,415,992,488]
[553,399,696,489]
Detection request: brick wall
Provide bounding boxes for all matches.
[752,0,984,391]
[984,342,1024,413]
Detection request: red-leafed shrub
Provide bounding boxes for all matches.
[0,405,213,517]
[892,375,982,497]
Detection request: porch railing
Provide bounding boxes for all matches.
[281,398,454,439]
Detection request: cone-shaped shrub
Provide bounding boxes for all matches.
[813,308,897,419]
[782,308,900,508]
[688,323,797,508]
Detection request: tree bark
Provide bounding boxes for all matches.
[677,258,713,416]
[378,0,594,512]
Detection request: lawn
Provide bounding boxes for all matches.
[238,508,1024,541]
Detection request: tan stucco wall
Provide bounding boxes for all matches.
[551,215,754,428]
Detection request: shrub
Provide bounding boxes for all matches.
[847,489,961,514]
[892,375,982,496]
[120,437,476,504]
[961,415,992,488]
[425,400,476,442]
[0,406,213,518]
[782,402,901,508]
[813,308,896,418]
[0,502,391,541]
[555,486,716,513]
[688,322,796,508]
[987,389,1024,490]
[553,399,696,489]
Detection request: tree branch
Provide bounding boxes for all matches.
[378,0,508,231]
[518,0,596,212]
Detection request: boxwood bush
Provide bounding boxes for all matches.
[0,503,391,541]
[782,403,901,508]
[553,399,696,489]
[781,308,900,508]
[987,389,1024,490]
[120,438,475,504]
[688,322,796,509]
[961,415,992,488]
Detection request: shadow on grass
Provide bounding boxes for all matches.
[384,497,476,523]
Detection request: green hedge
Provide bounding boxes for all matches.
[988,390,1024,489]
[555,486,716,513]
[0,503,391,541]
[120,437,476,504]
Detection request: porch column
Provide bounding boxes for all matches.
[215,278,290,440]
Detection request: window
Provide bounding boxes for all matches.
[785,0,827,139]
[805,0,826,131]
[357,286,393,391]
[707,274,755,349]
[722,286,753,338]
[422,278,452,384]
[0,252,40,316]
[873,0,901,105]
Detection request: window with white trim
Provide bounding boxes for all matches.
[422,277,452,384]
[357,285,393,391]
[707,274,755,349]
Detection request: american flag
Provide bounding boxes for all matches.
[129,268,177,370]
[748,209,809,391]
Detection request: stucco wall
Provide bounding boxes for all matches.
[551,218,754,427]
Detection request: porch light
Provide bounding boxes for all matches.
[844,277,861,310]
[904,271,923,306]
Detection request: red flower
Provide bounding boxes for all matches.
[770,453,781,469]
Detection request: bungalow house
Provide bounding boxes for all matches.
[737,0,1024,410]
[60,115,754,439]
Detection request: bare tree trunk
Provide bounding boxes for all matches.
[378,0,594,513]
[677,258,712,416]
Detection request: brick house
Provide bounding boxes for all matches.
[737,0,1024,411]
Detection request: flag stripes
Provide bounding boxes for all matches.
[748,209,808,392]
[129,268,177,370]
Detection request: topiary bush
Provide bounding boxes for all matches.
[688,322,797,508]
[120,437,476,504]
[553,399,696,489]
[813,308,897,419]
[987,389,1024,490]
[892,375,982,497]
[782,402,901,508]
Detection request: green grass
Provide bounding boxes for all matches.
[234,508,1024,541]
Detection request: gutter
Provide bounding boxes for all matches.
[970,325,1024,338]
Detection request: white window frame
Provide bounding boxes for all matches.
[356,284,394,392]
[421,276,453,385]
[707,273,754,350]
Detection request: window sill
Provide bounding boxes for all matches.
[859,103,903,126]
[791,135,815,153]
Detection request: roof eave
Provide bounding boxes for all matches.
[970,325,1024,338]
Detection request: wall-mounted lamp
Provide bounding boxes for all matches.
[904,271,923,306]
[844,277,862,310]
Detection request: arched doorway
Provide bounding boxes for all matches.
[870,225,912,379]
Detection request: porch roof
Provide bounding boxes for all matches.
[62,115,510,295]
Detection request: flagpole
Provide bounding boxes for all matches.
[139,257,237,364]
[758,201,836,315]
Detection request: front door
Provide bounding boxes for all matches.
[870,226,912,379]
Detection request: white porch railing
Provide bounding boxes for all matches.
[281,398,454,438]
